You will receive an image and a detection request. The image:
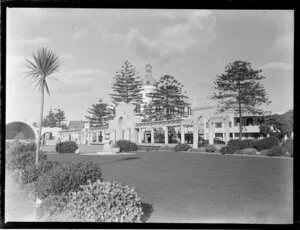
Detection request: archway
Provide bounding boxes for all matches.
[6,121,37,140]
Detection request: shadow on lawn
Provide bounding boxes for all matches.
[101,156,140,165]
[141,202,154,223]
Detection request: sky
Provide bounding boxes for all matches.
[6,8,293,124]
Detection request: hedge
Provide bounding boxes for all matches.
[220,145,239,155]
[59,141,78,153]
[34,161,103,199]
[254,136,280,151]
[205,145,216,152]
[227,139,255,150]
[116,140,138,152]
[267,146,287,157]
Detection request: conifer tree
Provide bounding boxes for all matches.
[85,99,114,127]
[110,61,143,108]
[210,60,271,140]
[54,107,66,128]
[147,75,189,120]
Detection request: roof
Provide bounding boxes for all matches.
[68,121,84,130]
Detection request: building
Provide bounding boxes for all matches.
[59,103,267,148]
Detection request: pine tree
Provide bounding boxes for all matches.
[54,107,66,128]
[42,108,57,127]
[210,60,271,140]
[85,99,115,127]
[109,61,143,108]
[147,75,190,120]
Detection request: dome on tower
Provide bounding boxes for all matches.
[141,63,156,86]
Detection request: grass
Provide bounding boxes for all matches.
[47,151,293,223]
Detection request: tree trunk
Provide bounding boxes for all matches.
[36,86,45,165]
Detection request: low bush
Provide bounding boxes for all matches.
[205,145,216,152]
[67,180,143,222]
[234,150,244,155]
[220,145,239,155]
[116,140,138,152]
[6,142,37,168]
[159,145,174,151]
[282,139,293,156]
[260,149,269,156]
[7,151,47,172]
[214,139,225,145]
[198,140,209,147]
[37,194,69,220]
[34,161,103,199]
[191,147,206,152]
[227,139,255,150]
[241,148,258,155]
[59,141,78,153]
[20,160,61,187]
[267,146,287,157]
[174,143,192,152]
[254,136,280,151]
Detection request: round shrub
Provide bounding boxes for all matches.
[220,145,239,155]
[37,194,69,220]
[267,146,287,157]
[115,140,138,152]
[34,161,103,199]
[205,145,216,152]
[174,143,192,152]
[260,149,269,156]
[254,136,280,151]
[241,148,258,155]
[60,141,78,153]
[227,139,255,150]
[67,180,143,222]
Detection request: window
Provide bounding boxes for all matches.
[234,118,240,126]
[246,118,254,126]
[215,122,222,128]
[229,121,232,128]
[230,133,233,138]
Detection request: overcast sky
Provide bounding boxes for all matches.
[6,8,293,124]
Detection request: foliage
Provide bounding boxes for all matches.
[282,139,293,156]
[210,60,271,140]
[55,107,66,128]
[24,182,38,201]
[67,180,143,222]
[116,140,138,152]
[110,60,143,108]
[227,139,255,150]
[191,147,206,152]
[85,99,115,127]
[7,150,47,172]
[205,145,216,152]
[59,141,78,153]
[24,46,61,165]
[34,161,103,199]
[220,145,239,155]
[159,145,174,151]
[174,143,192,152]
[254,136,280,151]
[213,139,225,144]
[267,146,287,157]
[241,148,258,155]
[259,149,269,156]
[37,194,69,220]
[260,110,293,139]
[146,75,190,121]
[42,108,57,127]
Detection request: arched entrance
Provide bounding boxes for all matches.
[6,121,37,140]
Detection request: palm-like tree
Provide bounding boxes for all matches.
[24,47,61,164]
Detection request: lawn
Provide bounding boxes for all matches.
[47,151,293,223]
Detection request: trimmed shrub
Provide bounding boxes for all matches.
[7,151,47,171]
[220,145,239,155]
[116,140,138,152]
[37,194,69,220]
[159,145,174,151]
[282,139,293,156]
[260,149,269,156]
[34,161,103,199]
[227,139,255,150]
[59,141,78,153]
[214,139,225,145]
[254,136,280,151]
[205,145,216,152]
[241,148,258,155]
[174,143,192,152]
[67,180,143,222]
[267,146,286,157]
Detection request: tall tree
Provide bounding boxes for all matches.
[210,61,271,140]
[147,75,189,120]
[42,108,57,127]
[55,107,66,128]
[110,61,143,108]
[85,99,115,127]
[24,47,61,165]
